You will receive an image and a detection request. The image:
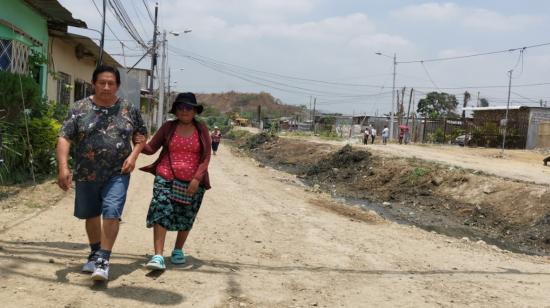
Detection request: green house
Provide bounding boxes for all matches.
[0,0,85,95]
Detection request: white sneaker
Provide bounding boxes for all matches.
[91,258,109,281]
[82,252,97,273]
[82,260,96,273]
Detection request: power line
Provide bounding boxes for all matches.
[90,0,124,43]
[142,0,154,23]
[107,0,148,48]
[398,42,550,64]
[169,46,385,88]
[420,62,440,90]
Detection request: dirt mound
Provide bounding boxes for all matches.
[235,135,550,256]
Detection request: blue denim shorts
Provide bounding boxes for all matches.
[74,175,130,219]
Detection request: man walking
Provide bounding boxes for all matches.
[382,125,389,145]
[56,65,146,281]
[370,125,377,144]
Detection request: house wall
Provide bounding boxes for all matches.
[47,36,97,104]
[0,0,49,94]
[527,108,550,149]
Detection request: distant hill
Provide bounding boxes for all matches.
[196,91,306,118]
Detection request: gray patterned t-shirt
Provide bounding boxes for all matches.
[59,96,147,182]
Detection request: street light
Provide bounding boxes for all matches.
[169,29,192,36]
[157,27,191,127]
[376,52,397,140]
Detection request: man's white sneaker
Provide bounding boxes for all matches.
[82,260,96,273]
[91,258,109,281]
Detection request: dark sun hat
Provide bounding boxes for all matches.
[170,92,203,114]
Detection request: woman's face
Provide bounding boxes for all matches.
[175,103,197,123]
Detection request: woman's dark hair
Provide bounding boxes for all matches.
[92,65,121,85]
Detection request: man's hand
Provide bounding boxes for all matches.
[58,166,72,191]
[133,133,146,145]
[121,155,137,174]
[186,179,200,196]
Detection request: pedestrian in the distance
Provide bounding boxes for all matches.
[211,126,222,155]
[363,128,370,145]
[370,125,377,144]
[139,92,212,271]
[56,65,147,281]
[382,125,389,145]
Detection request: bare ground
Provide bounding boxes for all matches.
[0,143,549,307]
[238,134,550,256]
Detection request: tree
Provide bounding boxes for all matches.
[479,98,489,107]
[462,91,471,120]
[417,92,459,118]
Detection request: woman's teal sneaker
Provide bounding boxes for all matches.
[170,249,186,264]
[146,255,166,270]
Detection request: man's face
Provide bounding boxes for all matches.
[93,72,119,100]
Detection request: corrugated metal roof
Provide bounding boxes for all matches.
[24,0,87,30]
[463,106,524,111]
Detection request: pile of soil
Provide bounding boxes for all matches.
[237,136,550,256]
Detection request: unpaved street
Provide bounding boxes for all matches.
[1,144,549,307]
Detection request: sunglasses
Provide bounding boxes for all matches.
[175,103,195,111]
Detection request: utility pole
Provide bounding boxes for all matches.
[406,88,413,126]
[147,3,159,136]
[308,96,312,121]
[166,68,171,121]
[390,53,396,140]
[501,69,513,155]
[157,30,167,129]
[97,0,106,67]
[312,97,317,133]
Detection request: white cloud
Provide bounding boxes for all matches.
[463,9,543,31]
[391,2,544,32]
[391,2,460,22]
[350,33,410,49]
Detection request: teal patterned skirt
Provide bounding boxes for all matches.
[146,176,206,231]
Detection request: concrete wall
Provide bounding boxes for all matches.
[47,36,96,104]
[527,108,550,149]
[0,0,49,94]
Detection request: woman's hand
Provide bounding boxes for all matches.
[133,133,146,145]
[186,179,200,195]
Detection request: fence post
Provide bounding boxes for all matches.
[422,116,427,143]
[443,118,447,143]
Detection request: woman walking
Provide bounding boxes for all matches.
[211,126,222,155]
[139,92,211,270]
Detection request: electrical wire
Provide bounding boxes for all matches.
[397,41,550,64]
[142,0,155,24]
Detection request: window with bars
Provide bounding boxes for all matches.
[0,39,13,71]
[74,79,93,101]
[56,72,72,105]
[0,39,29,74]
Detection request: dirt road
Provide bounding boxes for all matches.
[1,145,549,307]
[290,136,550,185]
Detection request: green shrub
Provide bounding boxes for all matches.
[0,70,41,121]
[428,128,445,143]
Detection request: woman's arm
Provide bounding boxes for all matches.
[142,123,169,155]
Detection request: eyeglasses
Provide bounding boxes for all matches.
[175,103,195,111]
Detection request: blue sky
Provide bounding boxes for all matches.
[60,0,550,114]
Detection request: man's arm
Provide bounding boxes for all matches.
[56,137,72,191]
[121,136,146,174]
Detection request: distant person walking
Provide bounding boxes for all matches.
[382,125,389,145]
[370,126,377,144]
[56,65,147,281]
[363,128,370,145]
[211,126,222,155]
[139,92,212,271]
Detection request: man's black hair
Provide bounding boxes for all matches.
[92,65,121,85]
